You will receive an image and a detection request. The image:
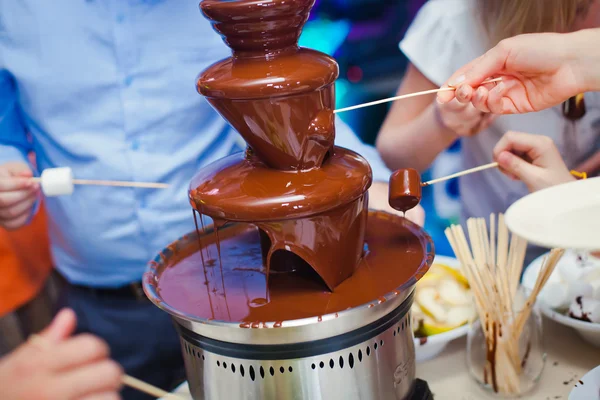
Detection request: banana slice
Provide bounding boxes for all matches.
[420,315,462,336]
[416,287,446,321]
[432,263,469,288]
[445,306,475,326]
[438,279,470,306]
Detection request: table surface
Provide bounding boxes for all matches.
[164,317,599,400]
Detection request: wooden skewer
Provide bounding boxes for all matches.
[422,162,498,186]
[333,77,502,114]
[29,334,183,399]
[30,177,169,189]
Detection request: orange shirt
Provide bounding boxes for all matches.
[0,207,52,316]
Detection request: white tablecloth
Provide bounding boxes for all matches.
[162,317,600,399]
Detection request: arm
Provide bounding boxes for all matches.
[0,69,40,230]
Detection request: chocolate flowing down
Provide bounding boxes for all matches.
[154,212,433,323]
[191,0,372,290]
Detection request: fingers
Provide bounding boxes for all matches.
[1,211,32,230]
[1,162,34,177]
[0,185,38,208]
[0,192,37,220]
[460,41,509,87]
[493,131,554,163]
[496,151,539,182]
[39,309,78,342]
[52,360,123,400]
[0,176,37,191]
[48,334,110,371]
[79,393,121,400]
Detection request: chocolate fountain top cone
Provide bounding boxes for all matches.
[198,0,338,170]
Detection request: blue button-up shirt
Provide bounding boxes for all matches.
[0,1,391,287]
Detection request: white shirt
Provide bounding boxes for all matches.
[400,0,600,224]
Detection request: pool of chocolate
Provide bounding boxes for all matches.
[153,211,433,325]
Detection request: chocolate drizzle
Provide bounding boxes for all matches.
[190,0,374,291]
[157,211,432,323]
[158,0,434,330]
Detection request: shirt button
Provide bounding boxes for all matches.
[124,76,133,86]
[131,139,140,150]
[116,14,125,23]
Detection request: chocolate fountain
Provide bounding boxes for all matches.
[143,1,434,399]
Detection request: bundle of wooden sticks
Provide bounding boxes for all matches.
[445,214,564,396]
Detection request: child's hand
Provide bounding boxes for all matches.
[493,131,575,193]
[436,98,495,137]
[0,161,39,230]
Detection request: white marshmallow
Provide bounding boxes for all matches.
[589,280,600,301]
[40,167,74,197]
[568,297,600,323]
[557,257,587,282]
[540,281,593,310]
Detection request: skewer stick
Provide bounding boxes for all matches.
[30,177,169,189]
[29,334,183,399]
[422,162,498,186]
[333,77,502,114]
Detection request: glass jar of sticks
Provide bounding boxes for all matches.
[466,286,545,397]
[445,214,565,398]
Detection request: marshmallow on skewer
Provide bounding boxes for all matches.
[40,167,74,197]
[539,281,593,310]
[568,297,600,323]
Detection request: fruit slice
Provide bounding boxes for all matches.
[420,315,461,336]
[433,263,469,288]
[445,305,475,326]
[416,287,446,321]
[418,272,444,287]
[438,279,470,306]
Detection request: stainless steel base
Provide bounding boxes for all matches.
[178,298,416,400]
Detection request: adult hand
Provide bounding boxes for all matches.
[369,181,426,226]
[493,131,575,193]
[437,29,600,114]
[0,309,123,400]
[436,99,496,137]
[0,161,39,230]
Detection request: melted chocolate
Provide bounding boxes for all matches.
[389,168,422,213]
[156,211,432,323]
[190,0,374,290]
[198,0,338,171]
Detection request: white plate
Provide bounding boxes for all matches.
[569,364,600,399]
[505,177,600,251]
[523,252,600,347]
[414,255,470,362]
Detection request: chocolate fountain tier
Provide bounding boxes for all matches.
[198,0,338,171]
[143,211,434,400]
[144,211,433,342]
[189,147,371,221]
[189,146,372,290]
[198,48,337,100]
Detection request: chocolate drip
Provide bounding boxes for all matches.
[157,211,433,323]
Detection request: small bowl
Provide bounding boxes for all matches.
[414,255,470,362]
[569,364,600,399]
[523,252,600,347]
